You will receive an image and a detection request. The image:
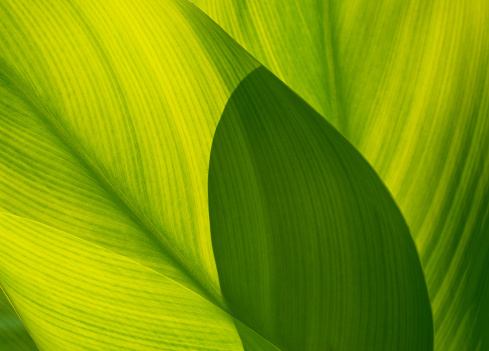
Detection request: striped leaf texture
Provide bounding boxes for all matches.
[1,0,485,350]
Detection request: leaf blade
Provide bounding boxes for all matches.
[208,67,433,350]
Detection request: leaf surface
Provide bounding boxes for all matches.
[208,67,433,350]
[194,1,489,349]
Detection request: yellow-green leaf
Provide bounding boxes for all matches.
[0,0,258,347]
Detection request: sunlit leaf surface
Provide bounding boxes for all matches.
[1,0,257,348]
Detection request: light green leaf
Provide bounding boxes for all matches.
[0,212,246,350]
[0,0,258,298]
[208,67,432,350]
[0,0,258,347]
[194,1,489,349]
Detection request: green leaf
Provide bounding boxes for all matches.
[194,1,489,349]
[209,67,432,350]
[0,0,432,349]
[0,289,37,350]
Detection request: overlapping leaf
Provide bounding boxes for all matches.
[0,289,36,350]
[194,0,489,349]
[209,67,432,350]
